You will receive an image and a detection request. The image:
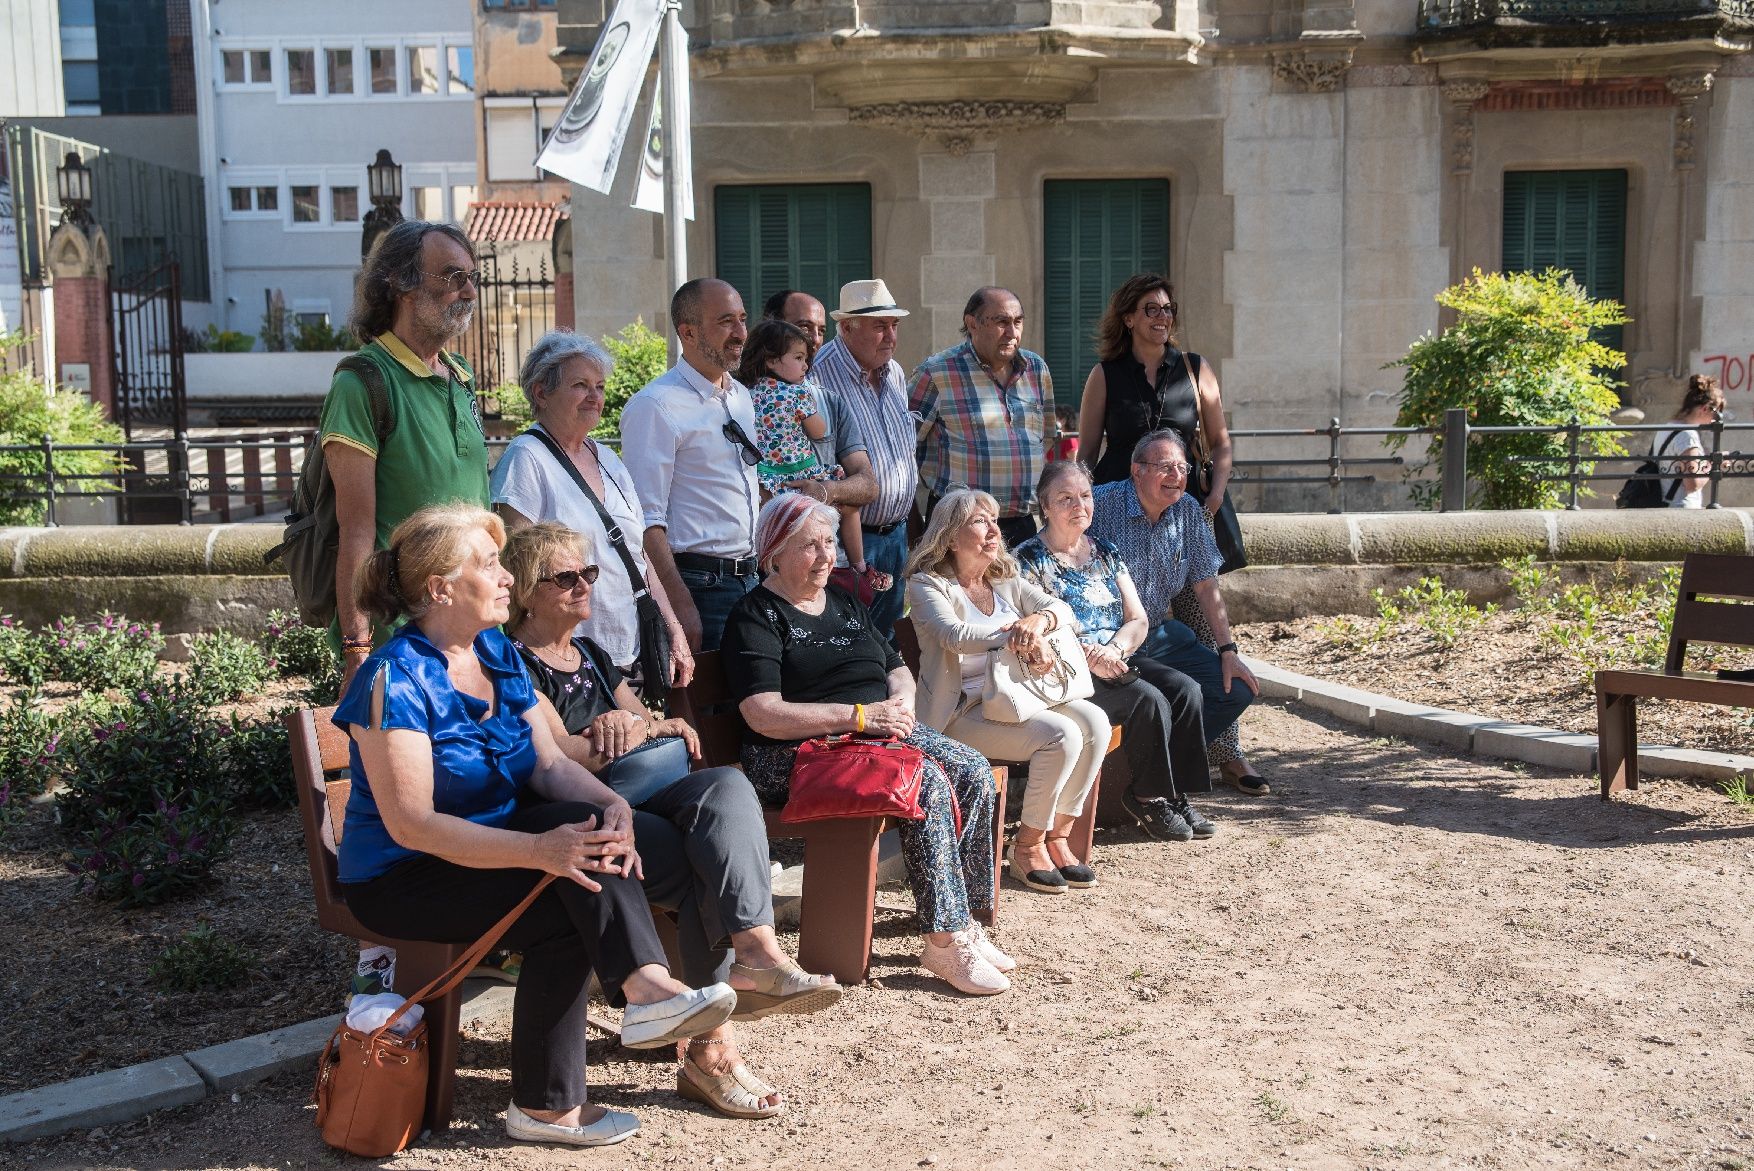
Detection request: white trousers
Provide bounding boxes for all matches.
[944,697,1110,831]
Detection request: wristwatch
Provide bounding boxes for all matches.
[1215,641,1239,656]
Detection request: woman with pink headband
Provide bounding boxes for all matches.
[720,494,1012,995]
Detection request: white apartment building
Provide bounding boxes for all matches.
[191,0,476,338]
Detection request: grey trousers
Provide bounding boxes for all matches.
[633,767,775,986]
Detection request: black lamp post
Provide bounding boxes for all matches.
[360,148,406,259]
[56,151,95,231]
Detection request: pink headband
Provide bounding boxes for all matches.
[755,492,826,571]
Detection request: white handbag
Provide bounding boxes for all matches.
[981,621,1095,724]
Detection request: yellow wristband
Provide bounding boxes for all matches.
[854,703,866,733]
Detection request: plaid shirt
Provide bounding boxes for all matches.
[1088,480,1221,624]
[908,340,1052,517]
[812,337,918,528]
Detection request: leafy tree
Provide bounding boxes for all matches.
[599,319,667,439]
[1388,268,1627,510]
[0,332,126,525]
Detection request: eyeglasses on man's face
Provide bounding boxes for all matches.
[423,268,482,293]
[1136,459,1191,479]
[540,566,600,591]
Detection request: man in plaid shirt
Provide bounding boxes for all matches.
[909,287,1055,548]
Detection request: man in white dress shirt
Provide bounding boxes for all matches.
[621,278,763,653]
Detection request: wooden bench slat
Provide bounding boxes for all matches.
[1594,669,1754,706]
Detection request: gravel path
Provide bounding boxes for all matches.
[14,700,1754,1171]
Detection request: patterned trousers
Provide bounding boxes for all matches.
[1170,584,1243,767]
[740,725,995,935]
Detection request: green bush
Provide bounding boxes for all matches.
[261,609,341,703]
[0,331,127,525]
[57,686,236,906]
[184,631,274,706]
[45,612,163,690]
[1387,269,1628,510]
[600,319,667,439]
[186,324,253,353]
[292,318,353,352]
[485,379,534,430]
[0,615,51,685]
[219,712,296,809]
[0,690,63,822]
[149,923,256,992]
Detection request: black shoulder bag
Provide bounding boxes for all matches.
[1176,353,1249,575]
[524,428,677,704]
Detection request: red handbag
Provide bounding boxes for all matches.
[781,735,928,825]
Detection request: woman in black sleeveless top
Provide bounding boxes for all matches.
[1075,274,1267,794]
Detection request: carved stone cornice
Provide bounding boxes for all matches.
[1270,48,1355,92]
[1665,70,1715,99]
[1441,80,1493,104]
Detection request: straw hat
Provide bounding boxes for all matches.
[829,279,911,321]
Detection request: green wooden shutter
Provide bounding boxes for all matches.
[713,184,872,318]
[1042,179,1171,409]
[1502,169,1627,354]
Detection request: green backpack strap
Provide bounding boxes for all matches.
[334,353,398,447]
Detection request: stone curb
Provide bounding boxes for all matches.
[0,981,514,1144]
[1247,658,1754,783]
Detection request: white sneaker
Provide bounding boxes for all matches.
[619,983,737,1049]
[965,923,1017,974]
[505,1100,639,1147]
[920,933,1009,995]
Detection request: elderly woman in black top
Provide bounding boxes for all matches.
[503,522,839,1121]
[720,493,1012,996]
[1075,273,1265,795]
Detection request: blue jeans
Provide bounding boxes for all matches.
[860,524,910,645]
[1136,620,1253,746]
[679,568,758,653]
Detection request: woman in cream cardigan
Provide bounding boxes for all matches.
[905,489,1112,895]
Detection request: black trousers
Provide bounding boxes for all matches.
[1084,664,1214,802]
[343,800,668,1112]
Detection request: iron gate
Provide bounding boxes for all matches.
[110,259,187,522]
[461,251,556,391]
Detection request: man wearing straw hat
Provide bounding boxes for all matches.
[809,279,918,642]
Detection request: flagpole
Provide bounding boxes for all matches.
[659,0,687,364]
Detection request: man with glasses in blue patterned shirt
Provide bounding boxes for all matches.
[1090,428,1258,774]
[622,278,764,653]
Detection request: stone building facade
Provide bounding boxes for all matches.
[554,0,1752,509]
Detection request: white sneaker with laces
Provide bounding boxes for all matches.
[965,923,1017,974]
[919,933,1009,995]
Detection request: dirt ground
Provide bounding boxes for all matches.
[10,701,1753,1171]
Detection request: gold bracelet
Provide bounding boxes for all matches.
[854,703,866,733]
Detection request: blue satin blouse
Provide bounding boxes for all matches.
[333,624,539,883]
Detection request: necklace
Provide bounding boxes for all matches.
[522,634,581,672]
[1043,532,1091,566]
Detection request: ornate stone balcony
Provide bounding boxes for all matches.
[1418,0,1752,46]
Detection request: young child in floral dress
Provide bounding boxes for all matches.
[736,319,889,593]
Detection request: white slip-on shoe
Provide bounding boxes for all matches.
[920,933,1009,995]
[619,983,737,1049]
[505,1100,639,1147]
[965,923,1017,974]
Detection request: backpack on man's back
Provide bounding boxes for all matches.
[265,355,398,625]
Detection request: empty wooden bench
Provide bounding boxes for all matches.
[1595,552,1754,801]
[288,707,467,1135]
[669,650,1007,985]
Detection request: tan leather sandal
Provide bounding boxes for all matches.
[728,958,842,1021]
[676,1043,784,1120]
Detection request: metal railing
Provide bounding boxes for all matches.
[0,419,1746,526]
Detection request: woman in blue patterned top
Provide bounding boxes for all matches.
[334,504,741,1149]
[1013,461,1219,844]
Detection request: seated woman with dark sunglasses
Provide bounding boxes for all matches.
[502,521,840,1121]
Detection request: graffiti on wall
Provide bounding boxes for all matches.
[1701,351,1754,393]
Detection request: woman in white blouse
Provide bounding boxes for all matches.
[491,331,694,689]
[905,489,1111,896]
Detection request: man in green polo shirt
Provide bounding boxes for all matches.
[322,219,490,688]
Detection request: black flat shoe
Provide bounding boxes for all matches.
[1007,845,1067,894]
[1056,861,1097,889]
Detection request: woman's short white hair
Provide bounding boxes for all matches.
[519,330,613,411]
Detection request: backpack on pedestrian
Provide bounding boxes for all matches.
[1614,429,1683,510]
[265,355,397,625]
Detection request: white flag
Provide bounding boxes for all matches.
[535,0,665,194]
[630,75,695,219]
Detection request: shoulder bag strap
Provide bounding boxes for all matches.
[336,353,398,445]
[524,427,653,600]
[1654,428,1686,502]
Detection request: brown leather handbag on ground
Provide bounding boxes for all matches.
[314,875,556,1156]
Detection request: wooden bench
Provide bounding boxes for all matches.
[1595,552,1754,801]
[668,651,1007,985]
[288,707,466,1136]
[892,618,1118,859]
